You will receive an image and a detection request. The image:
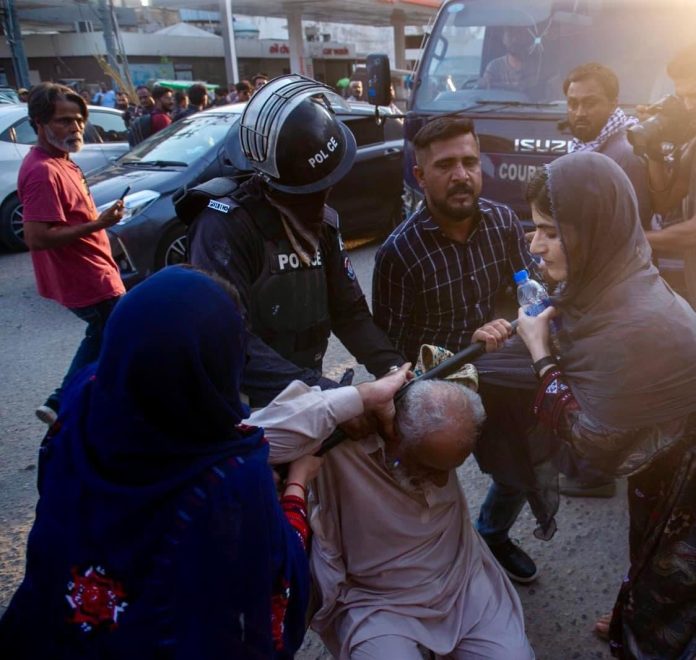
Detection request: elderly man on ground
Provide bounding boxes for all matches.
[252,336,534,660]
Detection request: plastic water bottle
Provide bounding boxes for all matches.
[514,269,549,317]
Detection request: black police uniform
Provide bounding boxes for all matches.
[188,176,404,407]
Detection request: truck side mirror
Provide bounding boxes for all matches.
[366,53,392,107]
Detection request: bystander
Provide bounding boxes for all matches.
[212,86,229,107]
[172,90,189,121]
[347,79,363,101]
[373,116,541,584]
[234,80,252,103]
[251,72,268,92]
[643,44,696,308]
[564,62,652,229]
[18,83,125,424]
[150,85,174,133]
[91,81,116,108]
[174,83,208,121]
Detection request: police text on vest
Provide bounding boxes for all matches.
[277,251,323,270]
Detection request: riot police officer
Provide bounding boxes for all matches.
[184,75,404,407]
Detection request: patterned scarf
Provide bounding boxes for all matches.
[569,107,638,153]
[264,187,328,266]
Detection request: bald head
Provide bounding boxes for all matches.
[395,380,485,479]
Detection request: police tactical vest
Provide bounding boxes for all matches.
[178,179,334,370]
[250,215,331,370]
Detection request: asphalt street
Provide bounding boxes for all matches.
[0,242,626,659]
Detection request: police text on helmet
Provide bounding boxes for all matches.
[309,136,340,169]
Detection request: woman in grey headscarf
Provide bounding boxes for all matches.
[516,151,696,659]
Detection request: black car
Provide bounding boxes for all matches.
[89,102,404,287]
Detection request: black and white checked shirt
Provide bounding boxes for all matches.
[372,199,537,363]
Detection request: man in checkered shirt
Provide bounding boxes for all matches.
[373,115,540,584]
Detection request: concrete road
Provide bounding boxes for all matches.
[0,242,626,658]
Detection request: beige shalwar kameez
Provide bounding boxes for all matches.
[250,381,533,660]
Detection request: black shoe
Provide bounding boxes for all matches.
[487,539,539,584]
[559,475,616,498]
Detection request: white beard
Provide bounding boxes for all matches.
[388,460,430,495]
[45,125,83,153]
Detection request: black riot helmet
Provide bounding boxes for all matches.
[227,74,357,194]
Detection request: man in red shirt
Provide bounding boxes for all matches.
[150,85,174,134]
[20,83,126,425]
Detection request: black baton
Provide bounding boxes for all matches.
[316,319,518,456]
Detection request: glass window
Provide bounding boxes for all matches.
[13,118,38,145]
[121,112,241,165]
[344,117,384,147]
[89,110,128,143]
[414,0,696,114]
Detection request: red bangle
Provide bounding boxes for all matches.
[284,481,307,497]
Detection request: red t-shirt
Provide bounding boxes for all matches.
[18,146,125,308]
[150,109,172,133]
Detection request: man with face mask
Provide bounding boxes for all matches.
[564,62,652,229]
[479,26,537,94]
[19,83,125,425]
[185,75,404,411]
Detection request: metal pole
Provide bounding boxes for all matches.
[98,0,121,84]
[109,0,134,94]
[2,0,31,89]
[220,0,239,85]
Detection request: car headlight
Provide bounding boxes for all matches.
[96,189,160,226]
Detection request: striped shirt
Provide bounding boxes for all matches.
[372,199,537,363]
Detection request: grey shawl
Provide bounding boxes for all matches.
[548,151,696,430]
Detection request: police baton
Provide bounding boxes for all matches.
[316,319,519,456]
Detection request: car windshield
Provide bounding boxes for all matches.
[414,0,696,114]
[0,89,19,104]
[120,112,240,165]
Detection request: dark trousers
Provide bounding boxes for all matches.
[45,296,121,411]
[475,480,527,545]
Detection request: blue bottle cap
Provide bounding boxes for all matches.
[513,269,529,284]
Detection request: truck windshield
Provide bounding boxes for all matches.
[414,0,696,114]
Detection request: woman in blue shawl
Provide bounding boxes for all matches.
[0,266,317,659]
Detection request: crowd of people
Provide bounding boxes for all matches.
[1,39,696,660]
[53,73,271,147]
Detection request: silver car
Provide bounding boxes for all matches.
[0,104,129,250]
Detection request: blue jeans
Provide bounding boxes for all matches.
[45,296,121,411]
[476,480,528,546]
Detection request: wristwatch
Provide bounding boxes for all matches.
[531,355,558,378]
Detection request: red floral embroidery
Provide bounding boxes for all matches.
[271,577,290,651]
[65,566,128,632]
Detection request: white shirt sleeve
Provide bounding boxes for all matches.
[246,381,364,464]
